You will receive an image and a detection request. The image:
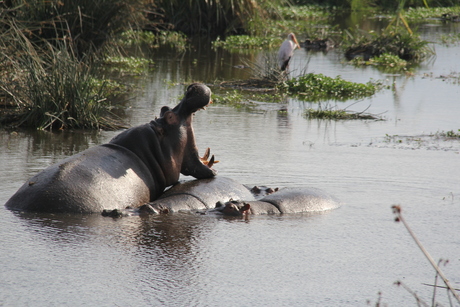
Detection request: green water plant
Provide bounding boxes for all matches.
[103,56,154,75]
[283,73,380,101]
[350,53,410,72]
[441,129,460,138]
[211,90,256,110]
[213,35,282,50]
[304,108,380,120]
[117,30,188,51]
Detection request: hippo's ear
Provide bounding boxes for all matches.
[163,110,179,125]
[160,106,171,117]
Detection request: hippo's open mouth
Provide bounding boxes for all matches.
[177,83,218,179]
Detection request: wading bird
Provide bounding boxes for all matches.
[278,33,300,71]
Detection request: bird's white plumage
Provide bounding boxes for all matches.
[278,33,300,71]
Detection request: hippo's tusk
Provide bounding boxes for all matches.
[207,155,215,168]
[200,148,219,167]
[201,148,210,161]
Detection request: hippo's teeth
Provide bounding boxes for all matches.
[201,148,210,161]
[200,148,219,167]
[207,155,215,168]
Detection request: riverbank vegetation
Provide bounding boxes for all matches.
[0,0,147,129]
[1,0,459,130]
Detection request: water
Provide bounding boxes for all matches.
[1,17,460,306]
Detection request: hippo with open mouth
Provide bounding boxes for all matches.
[5,83,217,213]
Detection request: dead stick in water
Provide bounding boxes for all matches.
[392,205,460,304]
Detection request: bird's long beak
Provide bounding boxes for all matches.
[293,35,300,49]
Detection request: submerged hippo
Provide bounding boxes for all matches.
[134,177,341,217]
[5,83,217,213]
[214,187,341,216]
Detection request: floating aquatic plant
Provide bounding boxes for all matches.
[212,35,282,50]
[350,53,411,73]
[283,73,380,101]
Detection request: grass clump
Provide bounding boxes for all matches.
[103,56,154,75]
[212,91,245,105]
[441,129,460,138]
[213,35,282,50]
[283,73,380,101]
[0,44,122,130]
[305,107,381,120]
[350,53,411,72]
[0,18,124,130]
[344,30,433,62]
[0,0,151,130]
[245,52,285,82]
[117,30,188,51]
[211,90,257,111]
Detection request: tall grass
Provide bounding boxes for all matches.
[0,0,146,130]
[0,18,122,130]
[6,0,144,57]
[245,52,286,82]
[153,0,288,36]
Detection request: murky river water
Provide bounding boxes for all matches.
[1,16,459,306]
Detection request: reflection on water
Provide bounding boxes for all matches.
[1,14,460,307]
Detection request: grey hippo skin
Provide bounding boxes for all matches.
[140,176,341,216]
[5,83,216,213]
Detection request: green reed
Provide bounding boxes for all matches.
[0,21,122,130]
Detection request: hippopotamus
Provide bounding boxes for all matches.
[133,177,341,217]
[5,83,217,213]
